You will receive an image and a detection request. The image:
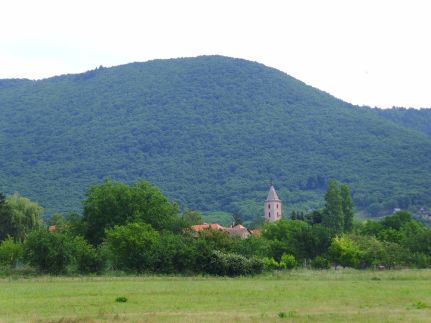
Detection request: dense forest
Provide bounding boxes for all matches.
[0,56,431,221]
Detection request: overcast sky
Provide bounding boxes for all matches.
[1,0,430,108]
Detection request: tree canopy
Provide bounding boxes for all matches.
[82,179,179,244]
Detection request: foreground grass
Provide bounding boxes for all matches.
[1,269,431,322]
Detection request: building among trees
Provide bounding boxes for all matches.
[264,186,282,222]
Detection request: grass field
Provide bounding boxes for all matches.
[1,269,430,322]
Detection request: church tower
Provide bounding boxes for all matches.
[264,186,282,222]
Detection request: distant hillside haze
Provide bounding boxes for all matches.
[0,55,430,219]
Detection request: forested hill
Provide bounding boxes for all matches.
[377,107,431,137]
[1,55,431,219]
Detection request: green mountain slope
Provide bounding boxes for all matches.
[377,107,431,137]
[1,56,431,219]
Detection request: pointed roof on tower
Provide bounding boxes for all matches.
[266,185,280,201]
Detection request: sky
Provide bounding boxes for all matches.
[1,0,430,108]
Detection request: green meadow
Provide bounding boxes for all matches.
[1,270,430,322]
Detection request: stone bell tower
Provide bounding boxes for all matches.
[264,185,282,222]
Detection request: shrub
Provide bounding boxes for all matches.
[208,250,263,276]
[280,254,297,269]
[262,257,284,271]
[410,253,431,269]
[71,236,106,274]
[115,296,128,303]
[24,230,74,274]
[0,237,23,267]
[105,222,159,272]
[311,256,330,269]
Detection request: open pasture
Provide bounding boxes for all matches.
[0,269,430,322]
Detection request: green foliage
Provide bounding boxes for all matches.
[329,235,361,268]
[115,296,128,303]
[378,107,431,137]
[262,257,284,271]
[310,256,330,269]
[0,193,42,241]
[1,57,431,219]
[70,236,106,274]
[48,213,66,227]
[82,179,179,244]
[181,209,203,226]
[24,230,74,274]
[151,233,196,274]
[322,180,344,232]
[262,220,332,261]
[207,250,263,276]
[341,184,354,231]
[280,254,297,269]
[105,222,159,272]
[236,235,270,258]
[202,211,233,227]
[0,237,23,267]
[0,193,13,241]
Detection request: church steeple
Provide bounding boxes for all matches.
[264,186,282,222]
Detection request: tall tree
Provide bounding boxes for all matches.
[0,193,42,241]
[82,179,179,244]
[340,184,354,232]
[322,180,344,233]
[0,193,13,241]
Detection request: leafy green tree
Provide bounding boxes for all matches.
[310,256,330,269]
[207,250,263,276]
[329,235,361,268]
[0,193,13,241]
[280,254,297,269]
[404,230,431,256]
[105,222,159,272]
[152,233,196,274]
[192,229,240,273]
[0,237,23,268]
[48,213,66,227]
[82,179,179,244]
[236,235,270,258]
[0,193,43,241]
[24,229,74,274]
[70,236,106,274]
[322,180,344,233]
[182,209,203,226]
[262,220,329,261]
[340,184,354,232]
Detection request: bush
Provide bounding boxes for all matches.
[410,253,431,268]
[280,254,297,269]
[71,236,106,274]
[208,250,263,276]
[262,257,284,271]
[311,256,330,269]
[152,233,196,274]
[0,237,23,268]
[24,230,74,274]
[105,222,159,272]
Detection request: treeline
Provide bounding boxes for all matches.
[1,179,430,276]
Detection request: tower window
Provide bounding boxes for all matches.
[268,204,270,209]
[277,204,279,209]
[269,212,271,217]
